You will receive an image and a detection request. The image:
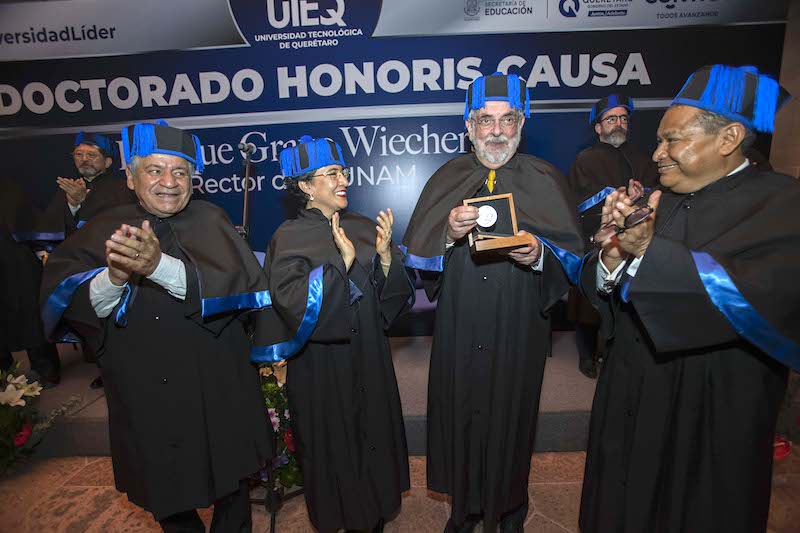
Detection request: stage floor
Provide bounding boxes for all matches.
[0,451,798,532]
[25,331,597,457]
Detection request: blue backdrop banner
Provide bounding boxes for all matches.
[0,0,787,251]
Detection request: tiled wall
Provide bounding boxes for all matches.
[772,1,800,178]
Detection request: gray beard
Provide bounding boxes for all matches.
[77,167,101,180]
[473,132,521,166]
[600,130,627,148]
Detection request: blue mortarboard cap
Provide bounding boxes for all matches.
[671,65,791,133]
[74,131,116,158]
[120,120,204,173]
[280,135,346,178]
[589,94,634,125]
[464,72,530,120]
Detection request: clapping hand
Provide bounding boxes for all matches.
[105,220,162,286]
[375,209,394,266]
[332,212,355,271]
[57,177,88,207]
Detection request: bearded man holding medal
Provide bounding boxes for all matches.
[402,72,583,532]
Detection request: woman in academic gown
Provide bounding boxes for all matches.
[252,135,412,533]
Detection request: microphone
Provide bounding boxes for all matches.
[238,142,257,156]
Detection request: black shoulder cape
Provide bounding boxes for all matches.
[41,200,269,340]
[402,152,583,280]
[252,208,413,361]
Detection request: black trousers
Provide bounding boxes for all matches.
[159,480,252,533]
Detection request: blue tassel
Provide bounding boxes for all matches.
[754,74,780,133]
[279,146,294,177]
[523,77,531,118]
[507,74,520,114]
[120,126,131,164]
[131,124,144,159]
[308,138,319,170]
[74,131,86,147]
[700,65,745,118]
[192,133,204,174]
[470,75,486,118]
[727,67,746,115]
[131,123,157,160]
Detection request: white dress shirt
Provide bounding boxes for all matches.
[89,253,187,318]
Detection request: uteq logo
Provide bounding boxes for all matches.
[464,0,479,17]
[559,0,580,17]
[266,0,346,28]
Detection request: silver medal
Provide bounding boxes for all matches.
[476,205,498,228]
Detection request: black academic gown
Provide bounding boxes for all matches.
[40,201,274,520]
[579,164,798,533]
[253,208,412,533]
[41,171,135,237]
[1,179,50,353]
[403,153,583,529]
[567,141,659,247]
[567,142,658,326]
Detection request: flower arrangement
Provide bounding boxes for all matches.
[258,361,302,493]
[0,364,43,475]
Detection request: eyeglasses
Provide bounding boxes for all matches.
[72,151,101,161]
[602,114,629,125]
[590,205,653,245]
[312,168,350,180]
[472,115,520,130]
[588,183,652,245]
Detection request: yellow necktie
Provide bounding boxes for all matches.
[487,169,496,193]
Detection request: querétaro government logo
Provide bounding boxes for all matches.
[645,0,719,9]
[465,0,480,17]
[559,0,580,17]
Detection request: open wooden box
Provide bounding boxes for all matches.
[464,193,534,253]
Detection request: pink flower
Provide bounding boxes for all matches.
[14,423,32,447]
[267,408,280,431]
